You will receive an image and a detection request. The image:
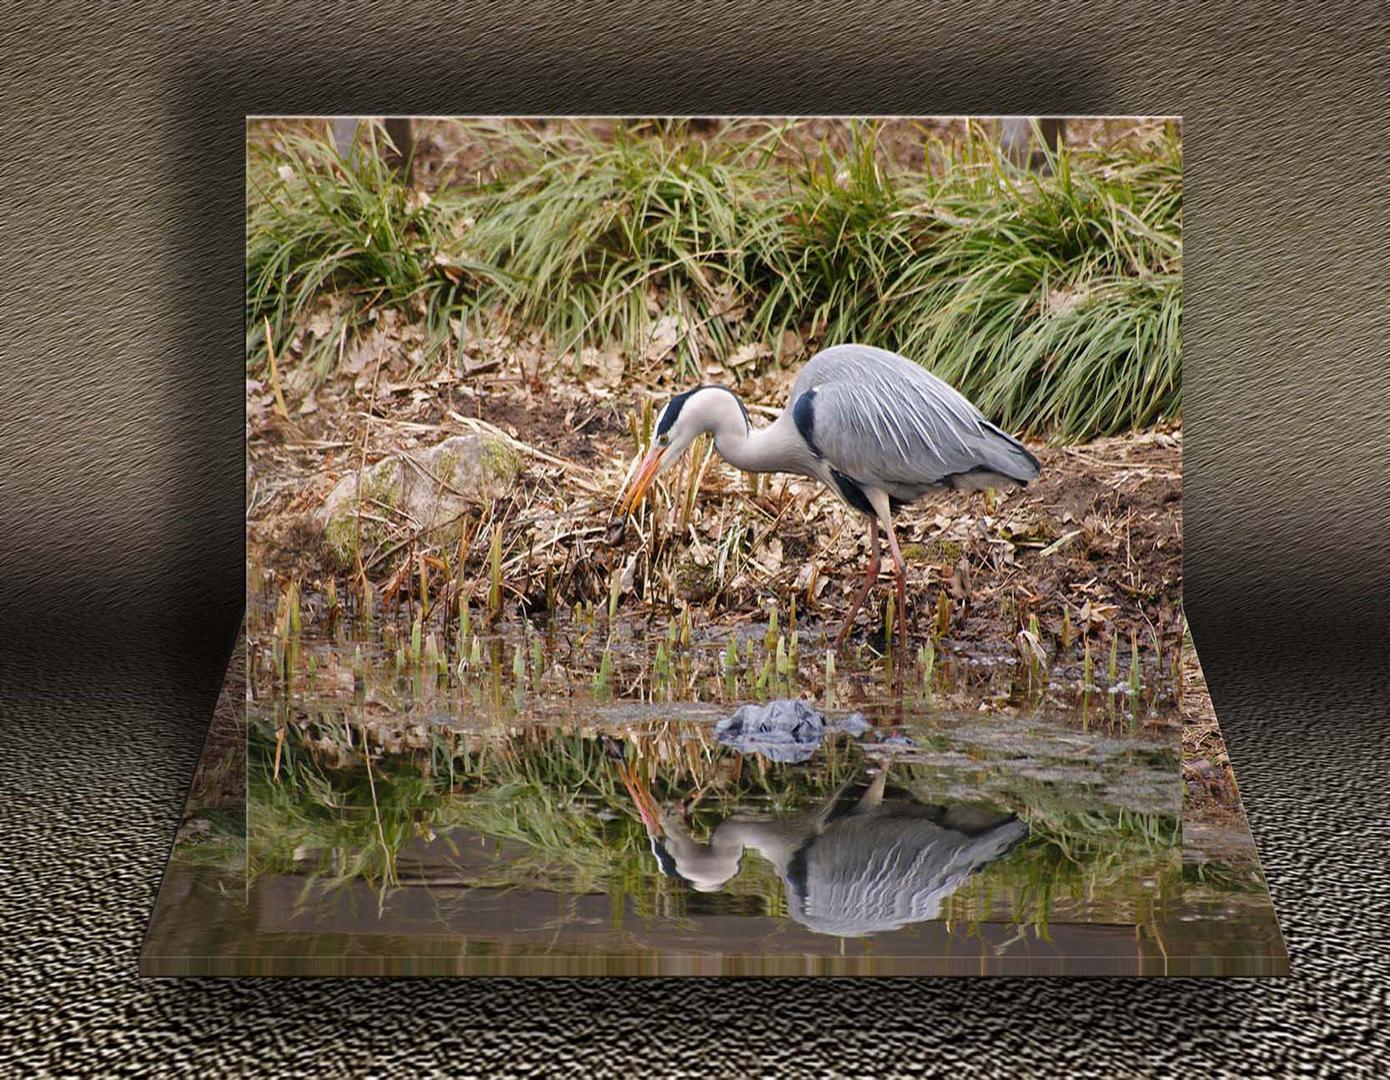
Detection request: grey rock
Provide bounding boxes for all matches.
[316,434,519,567]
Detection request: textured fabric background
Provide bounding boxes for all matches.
[2,4,1388,1075]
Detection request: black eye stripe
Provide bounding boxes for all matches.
[655,390,695,436]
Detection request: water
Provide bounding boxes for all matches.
[141,629,1286,975]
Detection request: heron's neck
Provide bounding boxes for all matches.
[710,401,810,476]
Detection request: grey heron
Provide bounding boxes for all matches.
[635,761,1028,936]
[615,343,1041,648]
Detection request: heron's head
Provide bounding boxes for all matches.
[616,386,749,520]
[649,832,744,893]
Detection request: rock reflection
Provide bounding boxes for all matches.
[712,698,870,763]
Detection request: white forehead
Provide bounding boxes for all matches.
[655,385,744,438]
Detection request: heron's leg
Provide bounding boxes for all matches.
[835,517,880,648]
[855,762,890,813]
[883,517,909,654]
[814,773,861,828]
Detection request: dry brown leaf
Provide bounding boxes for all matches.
[727,342,770,369]
[642,314,683,362]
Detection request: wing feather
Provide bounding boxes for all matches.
[791,344,1040,499]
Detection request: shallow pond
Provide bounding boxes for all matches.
[142,629,1285,975]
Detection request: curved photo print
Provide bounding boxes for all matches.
[144,116,1284,975]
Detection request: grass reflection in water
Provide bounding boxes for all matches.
[248,695,1180,942]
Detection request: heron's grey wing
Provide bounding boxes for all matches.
[793,344,1040,495]
[791,814,1029,936]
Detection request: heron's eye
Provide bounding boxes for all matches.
[658,433,670,447]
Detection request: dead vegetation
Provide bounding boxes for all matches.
[245,116,1185,720]
[248,325,1183,716]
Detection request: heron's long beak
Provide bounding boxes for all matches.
[618,445,665,517]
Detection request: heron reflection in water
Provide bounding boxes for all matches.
[614,747,1028,938]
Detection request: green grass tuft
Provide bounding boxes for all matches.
[248,120,1181,441]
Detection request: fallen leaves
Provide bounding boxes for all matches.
[641,313,683,362]
[1076,599,1121,629]
[948,557,972,601]
[248,306,1183,664]
[726,342,771,369]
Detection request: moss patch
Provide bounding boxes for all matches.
[482,439,520,482]
[322,462,403,568]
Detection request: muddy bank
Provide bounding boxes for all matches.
[248,338,1182,700]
